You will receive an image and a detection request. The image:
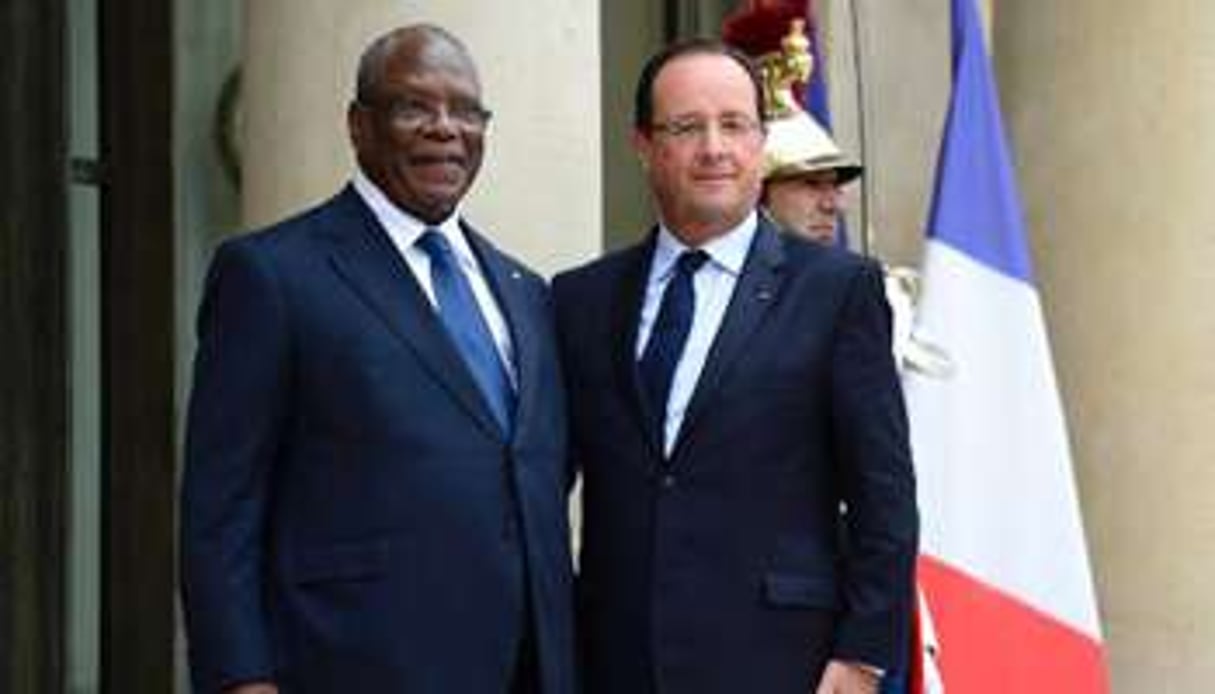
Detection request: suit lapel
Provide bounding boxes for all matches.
[612,234,668,459]
[324,188,504,440]
[671,218,787,459]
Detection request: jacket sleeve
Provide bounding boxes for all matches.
[829,260,920,671]
[180,238,290,692]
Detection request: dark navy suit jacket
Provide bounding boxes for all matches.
[181,186,575,693]
[553,217,917,694]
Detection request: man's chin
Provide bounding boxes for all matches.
[676,204,751,239]
[410,183,468,218]
[804,225,837,244]
[395,192,461,223]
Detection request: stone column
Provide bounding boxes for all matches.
[997,2,1215,689]
[242,0,602,274]
[819,0,949,262]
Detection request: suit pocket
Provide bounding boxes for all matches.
[284,539,390,585]
[762,571,840,609]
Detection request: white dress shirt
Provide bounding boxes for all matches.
[352,171,516,386]
[636,211,757,454]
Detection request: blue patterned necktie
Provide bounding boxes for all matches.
[418,229,515,434]
[638,249,708,434]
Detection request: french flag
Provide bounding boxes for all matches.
[903,0,1110,691]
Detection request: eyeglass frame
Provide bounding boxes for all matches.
[646,113,765,143]
[355,95,494,132]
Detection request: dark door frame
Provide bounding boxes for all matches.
[99,0,178,690]
[1,0,180,690]
[1,0,69,690]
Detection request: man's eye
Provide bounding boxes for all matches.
[393,101,431,119]
[450,104,484,121]
[720,120,746,135]
[720,117,759,136]
[670,121,703,137]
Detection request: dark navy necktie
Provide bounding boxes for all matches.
[418,229,515,434]
[638,249,708,433]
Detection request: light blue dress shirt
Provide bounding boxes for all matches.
[636,212,757,454]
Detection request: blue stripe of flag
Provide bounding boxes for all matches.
[927,0,1034,284]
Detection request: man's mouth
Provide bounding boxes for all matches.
[413,154,464,168]
[410,155,466,181]
[692,172,735,186]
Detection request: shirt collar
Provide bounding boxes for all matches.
[652,210,757,281]
[352,169,476,268]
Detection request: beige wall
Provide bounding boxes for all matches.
[996,2,1215,690]
[242,0,602,275]
[821,0,949,263]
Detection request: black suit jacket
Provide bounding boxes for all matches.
[180,186,575,693]
[553,217,917,694]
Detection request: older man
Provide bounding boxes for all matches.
[554,39,917,694]
[181,24,575,694]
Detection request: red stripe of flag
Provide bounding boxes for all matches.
[918,555,1109,693]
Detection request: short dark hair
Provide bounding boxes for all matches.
[632,38,766,131]
[355,24,475,103]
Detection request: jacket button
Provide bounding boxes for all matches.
[661,474,676,489]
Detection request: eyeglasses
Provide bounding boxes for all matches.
[649,115,763,143]
[359,96,493,132]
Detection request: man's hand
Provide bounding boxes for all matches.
[225,683,278,694]
[814,659,881,694]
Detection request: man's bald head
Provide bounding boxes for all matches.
[355,24,479,104]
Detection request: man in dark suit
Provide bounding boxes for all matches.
[553,39,917,694]
[180,24,574,694]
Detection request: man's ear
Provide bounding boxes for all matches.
[347,102,368,152]
[631,128,653,171]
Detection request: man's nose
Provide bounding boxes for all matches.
[420,106,460,137]
[816,186,843,212]
[695,127,733,161]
